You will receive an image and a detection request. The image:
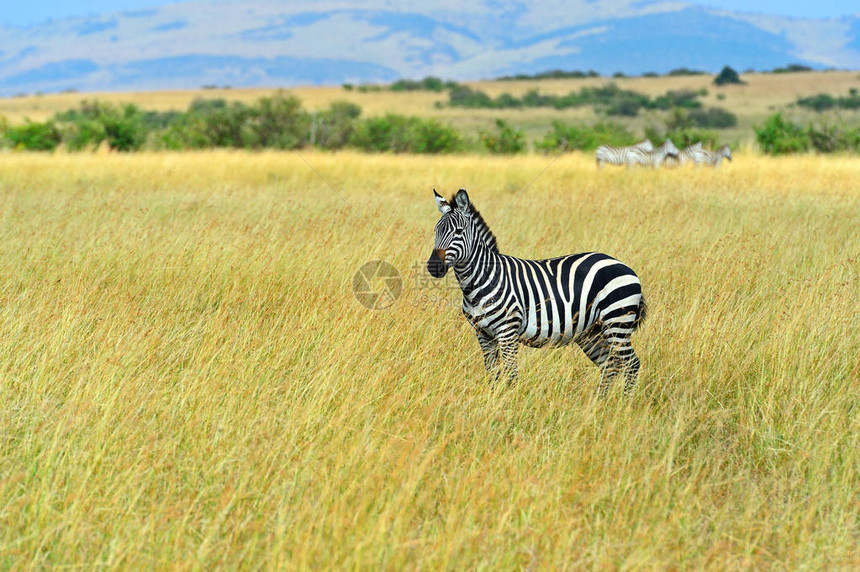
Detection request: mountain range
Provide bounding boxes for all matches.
[1,0,859,96]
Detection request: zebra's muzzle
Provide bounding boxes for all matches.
[427,249,448,278]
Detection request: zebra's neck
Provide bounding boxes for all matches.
[452,237,504,298]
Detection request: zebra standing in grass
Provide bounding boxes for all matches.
[692,144,732,167]
[665,142,702,167]
[624,138,680,169]
[427,189,647,395]
[595,140,654,168]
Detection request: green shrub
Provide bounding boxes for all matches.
[806,122,844,153]
[714,66,744,86]
[349,115,409,152]
[311,101,362,150]
[653,89,704,110]
[605,97,642,116]
[796,93,836,111]
[348,115,461,154]
[667,129,719,149]
[100,104,146,152]
[496,69,599,81]
[535,121,636,152]
[405,119,462,154]
[771,64,813,74]
[797,91,860,111]
[755,114,808,154]
[667,68,706,76]
[64,119,107,151]
[480,120,525,154]
[448,85,496,108]
[247,92,309,149]
[5,120,62,151]
[195,101,255,148]
[688,107,738,128]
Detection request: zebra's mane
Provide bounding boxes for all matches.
[450,194,499,253]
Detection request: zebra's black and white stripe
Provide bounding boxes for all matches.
[427,189,647,395]
[624,138,680,168]
[595,140,654,168]
[692,144,732,167]
[665,142,702,167]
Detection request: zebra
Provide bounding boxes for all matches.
[595,140,654,168]
[664,142,702,167]
[692,144,732,167]
[427,189,647,395]
[624,138,680,169]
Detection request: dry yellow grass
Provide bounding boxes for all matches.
[2,70,859,145]
[0,150,858,568]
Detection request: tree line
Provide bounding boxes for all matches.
[1,92,858,155]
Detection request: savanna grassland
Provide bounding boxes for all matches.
[0,150,858,569]
[3,70,860,145]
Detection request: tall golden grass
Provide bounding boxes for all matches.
[0,150,858,568]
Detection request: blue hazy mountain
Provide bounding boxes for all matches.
[0,0,858,95]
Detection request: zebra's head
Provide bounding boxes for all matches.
[659,138,680,156]
[427,189,478,278]
[719,144,733,161]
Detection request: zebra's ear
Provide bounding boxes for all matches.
[454,189,470,214]
[434,189,452,214]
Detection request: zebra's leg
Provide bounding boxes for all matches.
[577,330,615,397]
[604,334,640,397]
[497,331,520,385]
[621,346,641,396]
[476,329,500,381]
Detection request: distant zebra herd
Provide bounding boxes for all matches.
[596,139,732,169]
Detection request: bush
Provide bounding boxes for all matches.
[480,119,525,154]
[806,122,844,153]
[535,121,637,152]
[100,104,147,152]
[348,115,461,154]
[755,114,808,154]
[667,129,719,149]
[4,120,62,151]
[667,68,706,76]
[64,119,107,151]
[446,83,702,116]
[714,66,744,86]
[389,77,450,92]
[605,97,642,117]
[193,101,255,148]
[688,107,738,128]
[349,115,411,152]
[448,85,495,108]
[406,119,463,154]
[797,91,860,112]
[495,69,599,81]
[796,93,836,111]
[311,101,362,150]
[772,64,813,74]
[653,89,704,110]
[247,92,309,149]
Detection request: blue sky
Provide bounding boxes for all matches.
[1,0,859,27]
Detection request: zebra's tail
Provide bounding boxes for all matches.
[632,296,648,330]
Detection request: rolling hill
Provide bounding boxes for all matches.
[1,0,859,96]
